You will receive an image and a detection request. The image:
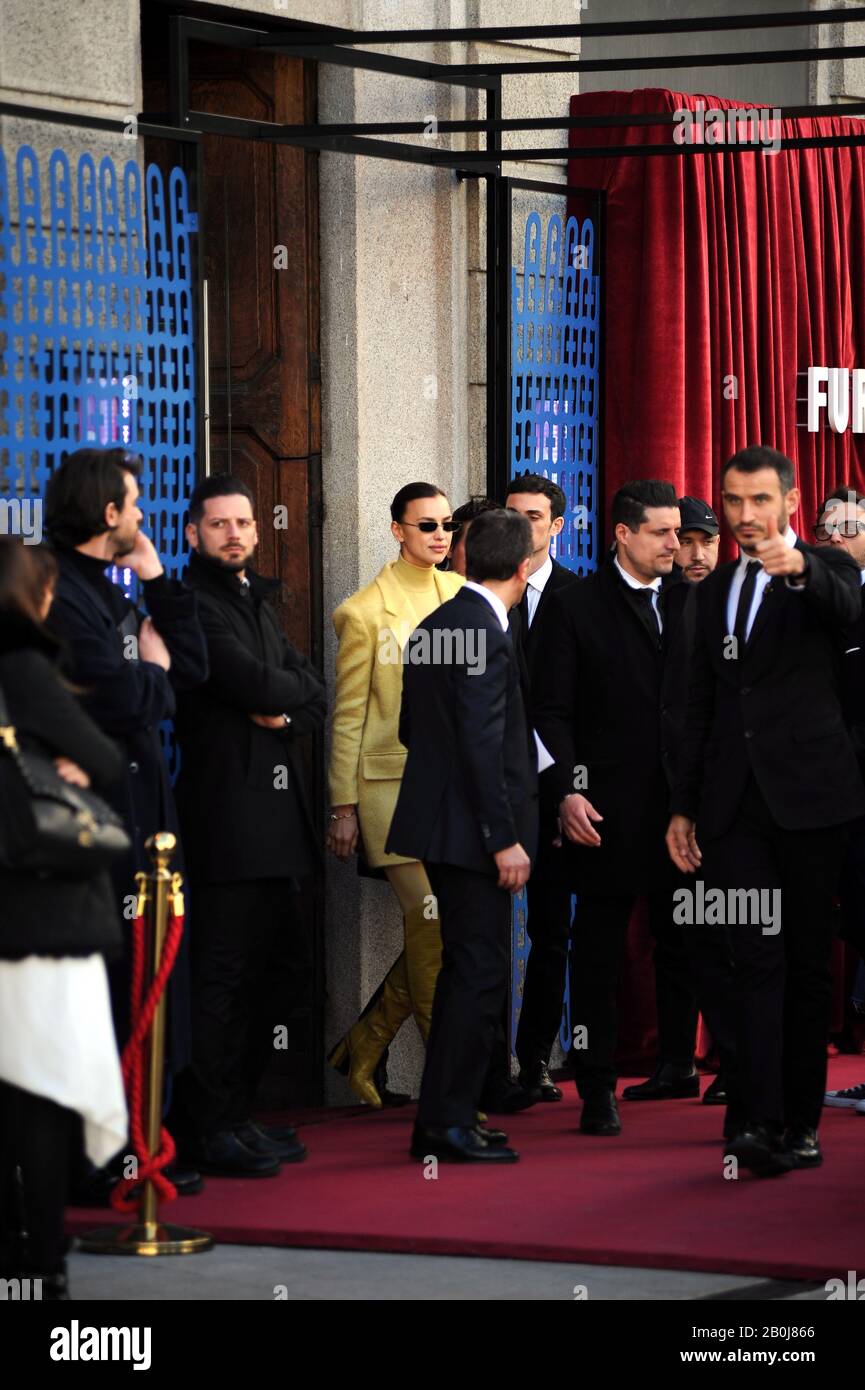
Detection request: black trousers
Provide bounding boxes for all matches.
[840,815,865,960]
[419,863,512,1128]
[568,884,699,1094]
[176,878,307,1139]
[700,775,847,1133]
[0,1080,74,1275]
[515,825,572,1069]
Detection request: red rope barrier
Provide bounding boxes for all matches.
[110,889,184,1215]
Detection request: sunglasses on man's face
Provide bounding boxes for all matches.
[402,520,460,533]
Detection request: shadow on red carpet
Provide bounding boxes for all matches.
[66,1056,865,1281]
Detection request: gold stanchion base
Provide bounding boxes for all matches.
[77,1223,214,1256]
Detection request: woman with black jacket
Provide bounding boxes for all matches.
[0,538,127,1299]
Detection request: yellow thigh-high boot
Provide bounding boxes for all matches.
[386,863,443,1044]
[328,951,414,1108]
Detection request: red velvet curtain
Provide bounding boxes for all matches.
[569,91,865,1071]
[568,88,865,550]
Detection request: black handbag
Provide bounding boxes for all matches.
[0,680,130,876]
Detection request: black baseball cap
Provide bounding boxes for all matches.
[677,496,719,536]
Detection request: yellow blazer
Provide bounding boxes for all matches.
[329,560,464,867]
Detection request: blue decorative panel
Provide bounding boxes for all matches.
[509,205,601,1056]
[0,146,196,580]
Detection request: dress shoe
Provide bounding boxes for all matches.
[784,1127,822,1168]
[479,1079,537,1115]
[519,1061,563,1102]
[234,1121,307,1164]
[192,1130,280,1178]
[259,1123,297,1143]
[702,1073,727,1105]
[474,1124,508,1146]
[579,1089,621,1135]
[622,1063,699,1101]
[67,1163,119,1208]
[163,1162,204,1196]
[129,1162,204,1203]
[725,1124,794,1177]
[410,1124,519,1163]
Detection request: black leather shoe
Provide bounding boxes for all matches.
[474,1124,508,1146]
[479,1080,538,1114]
[622,1063,699,1101]
[725,1124,794,1177]
[163,1162,204,1196]
[702,1073,727,1105]
[129,1162,204,1202]
[410,1124,519,1163]
[519,1062,563,1102]
[579,1089,621,1135]
[784,1127,822,1168]
[234,1121,307,1164]
[192,1130,280,1178]
[259,1123,298,1143]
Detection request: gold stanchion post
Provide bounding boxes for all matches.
[80,833,213,1256]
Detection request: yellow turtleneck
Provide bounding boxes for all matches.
[394,553,442,629]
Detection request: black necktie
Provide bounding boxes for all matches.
[518,587,530,632]
[633,587,661,640]
[733,560,761,647]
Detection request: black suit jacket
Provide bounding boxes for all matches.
[174,551,326,882]
[533,554,674,895]
[47,547,208,891]
[386,586,538,875]
[518,557,579,691]
[838,583,865,767]
[672,540,865,838]
[660,576,699,787]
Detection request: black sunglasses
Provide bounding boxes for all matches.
[401,520,460,534]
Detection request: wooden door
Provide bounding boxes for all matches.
[143,33,325,1108]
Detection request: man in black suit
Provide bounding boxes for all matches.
[172,474,326,1177]
[387,508,539,1163]
[533,480,682,1137]
[668,446,865,1176]
[623,497,724,1105]
[813,487,865,1110]
[505,473,578,1102]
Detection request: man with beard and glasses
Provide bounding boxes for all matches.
[171,475,326,1177]
[44,446,208,1201]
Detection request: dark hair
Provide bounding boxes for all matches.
[390,482,448,524]
[611,480,679,533]
[721,445,795,493]
[45,447,142,548]
[0,536,53,629]
[818,485,865,517]
[188,473,256,527]
[505,471,566,521]
[451,495,501,527]
[465,508,533,582]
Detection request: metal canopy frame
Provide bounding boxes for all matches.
[5,4,865,490]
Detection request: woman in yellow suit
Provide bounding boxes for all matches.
[326,482,464,1106]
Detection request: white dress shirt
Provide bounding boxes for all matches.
[613,556,664,632]
[725,527,801,640]
[525,554,553,628]
[464,580,554,773]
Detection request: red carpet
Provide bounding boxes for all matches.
[67,1057,865,1281]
